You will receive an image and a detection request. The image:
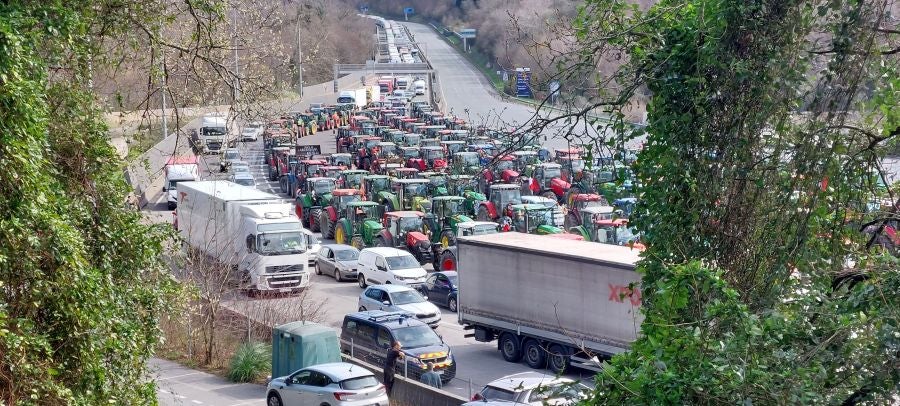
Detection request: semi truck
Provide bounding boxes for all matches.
[176,180,311,293]
[336,88,368,108]
[193,113,230,154]
[163,155,200,210]
[457,232,642,373]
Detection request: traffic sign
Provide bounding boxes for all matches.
[459,28,477,39]
[404,7,415,14]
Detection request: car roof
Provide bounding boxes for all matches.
[232,173,254,179]
[369,284,415,293]
[484,372,574,392]
[361,247,413,257]
[322,243,359,252]
[385,211,424,218]
[347,310,427,329]
[305,362,374,381]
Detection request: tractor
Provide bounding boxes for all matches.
[420,172,449,198]
[555,148,585,182]
[334,201,385,250]
[326,153,353,168]
[399,146,422,164]
[387,167,420,180]
[422,196,473,248]
[400,133,422,147]
[451,151,482,175]
[508,204,578,238]
[441,140,466,157]
[369,142,402,174]
[375,211,436,265]
[267,146,292,181]
[351,117,378,136]
[288,159,326,197]
[527,162,572,203]
[479,155,520,195]
[319,165,345,180]
[564,193,611,228]
[294,177,336,231]
[431,221,500,272]
[407,146,447,171]
[337,169,369,190]
[569,214,640,247]
[362,174,392,204]
[318,189,363,239]
[277,154,299,195]
[419,138,441,149]
[355,136,383,170]
[512,150,541,178]
[475,183,523,223]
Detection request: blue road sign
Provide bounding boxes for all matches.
[515,68,533,98]
[404,7,415,14]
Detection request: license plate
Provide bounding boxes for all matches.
[279,288,292,292]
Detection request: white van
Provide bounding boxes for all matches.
[413,80,426,95]
[356,247,427,288]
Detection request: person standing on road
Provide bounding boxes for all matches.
[383,340,404,397]
[419,362,442,389]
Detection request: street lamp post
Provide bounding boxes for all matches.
[297,16,303,99]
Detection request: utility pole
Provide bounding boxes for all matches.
[231,1,240,101]
[296,15,303,99]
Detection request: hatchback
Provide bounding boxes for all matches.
[266,362,388,406]
[358,285,441,327]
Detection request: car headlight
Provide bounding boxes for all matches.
[407,356,423,367]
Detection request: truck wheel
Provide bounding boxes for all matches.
[357,274,367,288]
[499,333,523,363]
[523,339,547,369]
[319,211,335,239]
[350,236,365,250]
[308,209,322,232]
[477,206,490,222]
[547,344,569,374]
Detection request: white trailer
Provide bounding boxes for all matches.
[457,232,642,373]
[176,181,311,292]
[163,155,199,210]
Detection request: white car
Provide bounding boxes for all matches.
[241,122,263,141]
[356,247,427,288]
[229,172,256,188]
[471,372,590,405]
[358,285,441,327]
[266,362,388,406]
[302,229,320,268]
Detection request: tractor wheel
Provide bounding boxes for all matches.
[319,211,336,239]
[279,177,287,194]
[308,209,322,232]
[335,224,349,245]
[437,250,456,271]
[439,230,456,248]
[350,236,366,250]
[541,190,557,202]
[476,206,491,222]
[375,236,390,247]
[296,206,306,227]
[362,157,371,171]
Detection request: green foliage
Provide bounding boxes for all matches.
[227,342,271,383]
[561,0,900,404]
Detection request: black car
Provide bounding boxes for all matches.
[340,310,456,384]
[418,271,459,312]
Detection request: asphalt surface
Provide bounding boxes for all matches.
[153,358,262,406]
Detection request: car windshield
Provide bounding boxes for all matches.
[234,177,254,186]
[224,151,240,160]
[398,216,423,232]
[257,232,306,255]
[544,167,562,179]
[496,160,514,171]
[390,289,425,305]
[459,154,480,166]
[334,249,359,261]
[312,180,335,194]
[392,325,442,349]
[480,386,518,402]
[344,173,364,187]
[386,255,419,270]
[340,376,380,390]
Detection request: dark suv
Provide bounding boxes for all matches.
[340,310,456,384]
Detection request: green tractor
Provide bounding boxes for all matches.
[318,189,363,239]
[334,201,385,250]
[337,169,369,190]
[452,151,482,175]
[422,196,474,248]
[420,171,450,197]
[383,178,431,212]
[507,204,580,239]
[294,177,337,231]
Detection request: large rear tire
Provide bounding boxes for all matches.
[320,211,336,239]
[437,250,456,271]
[335,223,349,245]
[499,333,523,363]
[375,235,390,247]
[476,205,491,222]
[523,339,547,369]
[308,209,322,232]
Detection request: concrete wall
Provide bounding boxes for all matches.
[342,355,468,406]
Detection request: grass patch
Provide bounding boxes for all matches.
[228,342,271,383]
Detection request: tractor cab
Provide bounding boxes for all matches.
[566,193,611,227]
[456,221,499,237]
[294,177,337,229]
[423,196,472,247]
[509,204,565,235]
[356,136,383,170]
[452,151,481,175]
[400,146,421,161]
[374,142,399,160]
[363,175,392,202]
[513,150,540,176]
[401,133,422,147]
[420,138,441,148]
[320,165,345,179]
[388,167,420,180]
[389,178,431,212]
[307,177,337,196]
[408,146,447,171]
[482,155,519,188]
[337,169,369,190]
[448,118,468,131]
[573,216,640,247]
[439,129,469,142]
[420,172,449,197]
[327,153,353,168]
[555,148,586,182]
[424,125,446,138]
[378,211,435,264]
[354,118,378,136]
[529,162,571,202]
[441,140,466,156]
[475,183,523,222]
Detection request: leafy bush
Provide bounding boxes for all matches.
[228,342,271,383]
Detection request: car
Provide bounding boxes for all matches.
[241,122,263,141]
[230,172,256,187]
[315,244,360,281]
[230,160,251,175]
[418,271,459,312]
[356,247,427,289]
[266,362,388,406]
[339,311,456,384]
[358,285,441,327]
[471,372,590,405]
[220,148,241,172]
[302,229,320,268]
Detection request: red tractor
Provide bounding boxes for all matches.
[475,183,523,223]
[406,146,448,172]
[478,155,521,195]
[527,162,572,203]
[355,136,383,170]
[375,211,437,265]
[318,189,363,239]
[565,193,611,228]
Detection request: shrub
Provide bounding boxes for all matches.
[227,342,271,383]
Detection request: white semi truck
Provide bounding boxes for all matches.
[194,113,229,154]
[163,155,200,210]
[457,232,642,373]
[176,180,311,292]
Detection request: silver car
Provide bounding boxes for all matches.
[357,284,441,328]
[230,172,256,187]
[219,148,241,172]
[266,362,388,406]
[315,244,359,281]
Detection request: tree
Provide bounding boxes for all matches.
[0,0,256,403]
[504,0,898,404]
